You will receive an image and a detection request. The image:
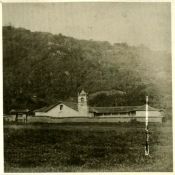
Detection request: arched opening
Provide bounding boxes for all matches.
[81,97,84,103]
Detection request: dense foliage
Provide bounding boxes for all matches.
[3,26,172,114]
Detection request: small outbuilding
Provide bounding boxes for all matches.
[9,109,30,122]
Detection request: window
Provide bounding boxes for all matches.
[81,97,84,103]
[60,105,63,110]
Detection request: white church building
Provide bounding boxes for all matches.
[34,90,163,123]
[35,90,89,118]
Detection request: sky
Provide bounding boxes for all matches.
[2,2,171,52]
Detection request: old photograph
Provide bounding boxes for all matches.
[2,2,172,172]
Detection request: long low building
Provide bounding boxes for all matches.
[89,105,163,122]
[34,90,163,123]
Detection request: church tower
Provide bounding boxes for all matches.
[78,90,89,116]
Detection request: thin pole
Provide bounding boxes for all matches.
[145,96,149,156]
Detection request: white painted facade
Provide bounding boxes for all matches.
[47,104,80,117]
[35,112,47,116]
[35,90,90,118]
[135,111,163,123]
[35,103,81,117]
[78,90,89,116]
[136,111,162,117]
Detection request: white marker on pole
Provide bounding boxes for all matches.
[145,96,149,156]
[146,96,148,130]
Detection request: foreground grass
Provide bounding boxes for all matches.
[4,122,173,172]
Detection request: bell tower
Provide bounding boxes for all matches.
[78,90,88,116]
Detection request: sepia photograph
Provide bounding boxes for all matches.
[2,2,172,172]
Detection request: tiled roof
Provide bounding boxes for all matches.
[64,102,78,111]
[89,105,159,114]
[89,106,136,113]
[133,105,159,111]
[10,109,30,113]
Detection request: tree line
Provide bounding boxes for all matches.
[3,26,172,117]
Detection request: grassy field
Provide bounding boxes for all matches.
[4,122,173,172]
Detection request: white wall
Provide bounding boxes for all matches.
[35,112,47,116]
[78,105,89,116]
[136,111,161,117]
[35,104,85,117]
[135,110,163,122]
[47,104,81,117]
[92,111,163,123]
[35,103,92,117]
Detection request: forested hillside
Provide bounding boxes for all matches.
[3,26,172,116]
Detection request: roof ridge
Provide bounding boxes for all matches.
[90,106,138,108]
[63,101,78,104]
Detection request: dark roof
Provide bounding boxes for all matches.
[89,106,135,113]
[89,105,160,114]
[64,102,78,111]
[35,102,160,114]
[10,109,30,114]
[34,102,78,112]
[133,105,159,111]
